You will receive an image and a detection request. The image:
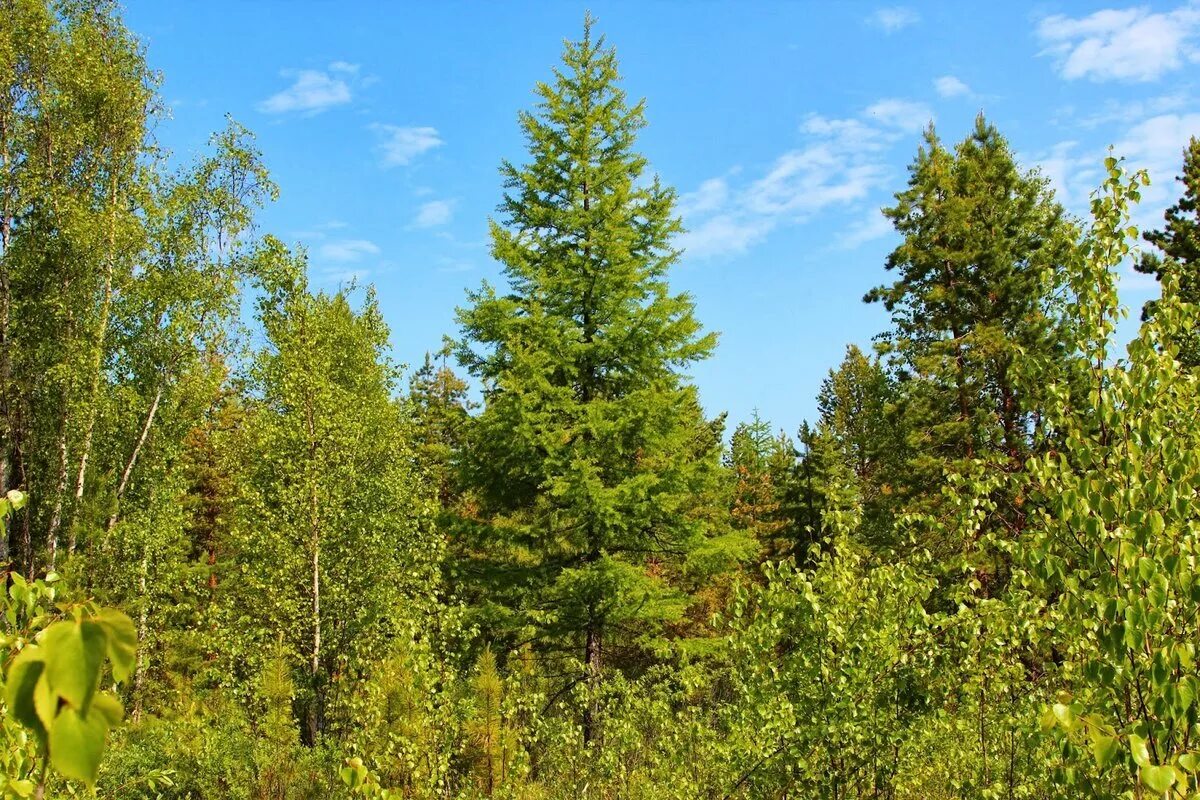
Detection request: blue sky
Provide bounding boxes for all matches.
[124,1,1200,436]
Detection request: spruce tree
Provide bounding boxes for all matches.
[1135,136,1200,364]
[407,343,473,508]
[456,17,720,744]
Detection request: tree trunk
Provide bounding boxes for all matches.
[304,375,323,745]
[67,178,120,555]
[0,109,12,565]
[581,619,602,746]
[131,543,150,723]
[45,405,70,570]
[106,384,162,533]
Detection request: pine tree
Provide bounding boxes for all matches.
[1135,136,1200,364]
[455,17,720,745]
[865,115,1075,548]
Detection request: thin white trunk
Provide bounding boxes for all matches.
[45,409,69,570]
[131,543,149,722]
[106,385,162,533]
[67,178,120,555]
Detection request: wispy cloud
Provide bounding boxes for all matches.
[414,199,455,228]
[863,98,933,132]
[317,238,381,263]
[678,99,930,260]
[1031,111,1200,235]
[1036,3,1200,82]
[371,124,444,167]
[1116,112,1200,199]
[1072,93,1191,128]
[934,75,971,98]
[867,6,920,33]
[258,63,358,115]
[835,208,894,250]
[678,177,731,217]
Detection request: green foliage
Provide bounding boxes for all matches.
[1019,159,1200,797]
[453,16,730,742]
[0,507,135,795]
[866,115,1077,555]
[1136,136,1200,363]
[8,3,1200,800]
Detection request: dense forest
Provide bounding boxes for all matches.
[3,2,1200,798]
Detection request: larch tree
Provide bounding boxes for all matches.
[455,17,721,745]
[407,342,474,509]
[814,345,908,549]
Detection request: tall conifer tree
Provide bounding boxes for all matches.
[456,18,720,744]
[1135,136,1200,364]
[865,115,1075,547]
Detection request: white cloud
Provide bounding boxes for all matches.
[1071,92,1191,128]
[414,199,455,228]
[1031,140,1090,209]
[436,257,476,274]
[1037,4,1200,82]
[678,215,775,260]
[318,268,370,285]
[867,6,920,33]
[371,124,443,167]
[258,65,354,115]
[317,239,381,262]
[864,99,933,133]
[1116,112,1200,199]
[328,61,359,75]
[678,99,929,260]
[1030,112,1198,236]
[745,147,882,217]
[678,178,730,217]
[801,115,887,151]
[934,75,971,98]
[836,208,895,250]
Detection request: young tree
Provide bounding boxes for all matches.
[1135,136,1200,364]
[815,345,908,549]
[407,342,473,508]
[727,411,783,550]
[230,239,437,744]
[456,18,721,744]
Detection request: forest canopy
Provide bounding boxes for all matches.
[2,2,1200,799]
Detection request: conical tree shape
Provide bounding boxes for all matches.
[456,16,720,745]
[1136,136,1200,364]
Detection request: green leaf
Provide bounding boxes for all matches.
[1052,702,1075,731]
[48,707,109,787]
[41,619,105,712]
[1090,732,1119,767]
[4,648,46,740]
[5,778,34,798]
[1130,734,1151,767]
[91,610,136,683]
[1140,764,1176,793]
[5,490,26,511]
[90,692,124,727]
